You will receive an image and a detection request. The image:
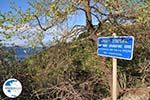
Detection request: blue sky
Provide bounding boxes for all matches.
[0,0,11,12]
[0,0,98,47]
[0,0,29,12]
[0,0,100,25]
[0,0,86,25]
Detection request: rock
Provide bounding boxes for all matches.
[103,87,150,100]
[119,87,150,100]
[102,97,112,100]
[119,93,149,100]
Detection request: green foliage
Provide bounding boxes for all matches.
[116,22,150,88]
[0,48,32,99]
[1,0,150,47]
[20,38,110,99]
[0,21,150,99]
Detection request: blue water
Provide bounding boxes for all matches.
[6,47,42,61]
[16,47,42,60]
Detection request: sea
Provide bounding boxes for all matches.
[4,47,43,61]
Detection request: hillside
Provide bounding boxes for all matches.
[22,22,149,99]
[0,22,150,100]
[23,38,110,99]
[22,24,150,100]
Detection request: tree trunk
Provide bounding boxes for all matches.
[84,0,93,32]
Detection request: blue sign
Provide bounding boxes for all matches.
[97,36,134,60]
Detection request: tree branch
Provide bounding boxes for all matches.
[34,15,54,31]
[90,6,109,16]
[76,7,101,24]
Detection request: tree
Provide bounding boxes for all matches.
[0,0,149,46]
